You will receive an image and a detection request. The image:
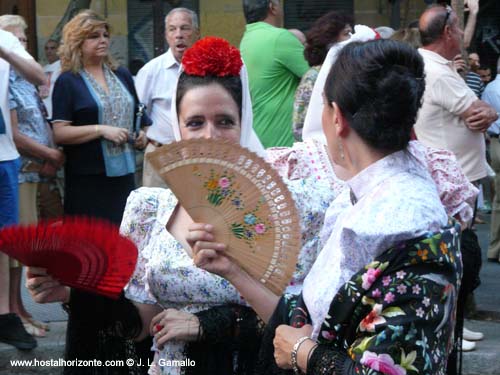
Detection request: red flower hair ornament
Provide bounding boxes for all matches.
[182,36,243,77]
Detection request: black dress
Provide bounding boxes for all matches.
[52,66,152,375]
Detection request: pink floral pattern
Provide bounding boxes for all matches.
[360,352,406,375]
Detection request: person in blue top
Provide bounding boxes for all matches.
[51,10,151,375]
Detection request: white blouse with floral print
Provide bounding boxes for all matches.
[122,188,242,375]
[121,139,476,372]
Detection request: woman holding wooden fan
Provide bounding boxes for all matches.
[190,40,462,375]
[27,37,267,375]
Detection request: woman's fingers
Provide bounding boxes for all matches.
[187,222,214,233]
[32,289,57,304]
[25,275,54,291]
[115,128,129,144]
[193,249,219,267]
[150,311,165,335]
[192,241,226,254]
[26,266,48,278]
[153,310,200,347]
[187,231,215,247]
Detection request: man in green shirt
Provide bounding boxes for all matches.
[241,0,309,147]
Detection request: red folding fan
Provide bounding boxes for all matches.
[0,217,137,299]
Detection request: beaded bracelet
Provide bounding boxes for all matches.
[291,336,311,374]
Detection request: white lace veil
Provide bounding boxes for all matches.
[302,25,378,144]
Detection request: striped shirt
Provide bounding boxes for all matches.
[465,71,484,98]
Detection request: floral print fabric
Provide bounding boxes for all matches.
[258,223,462,375]
[8,69,53,183]
[407,141,478,224]
[121,188,242,375]
[292,66,320,141]
[311,222,462,375]
[267,139,343,294]
[303,148,449,340]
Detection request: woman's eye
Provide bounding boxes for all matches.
[219,118,235,127]
[186,120,203,128]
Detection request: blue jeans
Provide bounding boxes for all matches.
[0,158,20,228]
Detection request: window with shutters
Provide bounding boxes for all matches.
[284,0,354,32]
[127,0,199,68]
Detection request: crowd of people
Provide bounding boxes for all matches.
[0,1,499,375]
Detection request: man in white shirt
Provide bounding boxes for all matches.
[135,7,199,187]
[483,58,500,262]
[0,27,45,350]
[40,39,61,119]
[415,5,497,185]
[415,4,498,355]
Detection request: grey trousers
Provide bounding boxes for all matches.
[488,137,500,260]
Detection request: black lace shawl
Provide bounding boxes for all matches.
[67,292,263,375]
[184,304,265,375]
[64,289,147,375]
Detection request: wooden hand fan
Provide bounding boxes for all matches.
[0,217,137,299]
[147,138,301,295]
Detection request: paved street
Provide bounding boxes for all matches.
[1,214,500,374]
[462,213,500,375]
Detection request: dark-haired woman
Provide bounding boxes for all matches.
[292,12,352,141]
[191,39,462,375]
[28,37,265,375]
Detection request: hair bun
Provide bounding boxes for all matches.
[182,37,243,77]
[358,67,422,150]
[371,66,423,123]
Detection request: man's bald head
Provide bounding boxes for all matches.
[419,5,453,46]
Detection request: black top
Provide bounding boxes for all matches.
[52,66,151,175]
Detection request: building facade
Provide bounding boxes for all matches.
[1,0,498,73]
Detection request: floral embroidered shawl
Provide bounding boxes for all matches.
[257,221,462,375]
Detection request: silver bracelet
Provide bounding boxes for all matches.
[291,336,311,375]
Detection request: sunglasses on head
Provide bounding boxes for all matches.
[441,4,452,31]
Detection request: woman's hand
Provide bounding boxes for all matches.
[150,308,200,348]
[133,130,148,150]
[453,54,466,74]
[25,267,70,304]
[187,223,241,280]
[99,125,130,145]
[46,148,65,169]
[273,324,314,369]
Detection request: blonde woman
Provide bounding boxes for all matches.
[53,10,149,224]
[50,10,151,374]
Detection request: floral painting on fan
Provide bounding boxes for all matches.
[231,196,272,249]
[198,166,272,248]
[199,168,242,207]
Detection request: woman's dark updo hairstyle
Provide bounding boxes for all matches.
[304,11,353,67]
[324,39,425,152]
[176,73,243,118]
